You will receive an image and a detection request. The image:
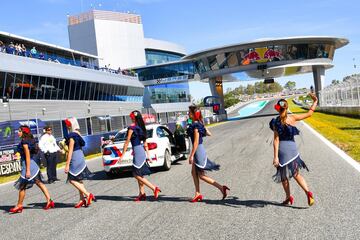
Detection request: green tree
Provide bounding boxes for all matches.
[284,81,296,90]
[245,84,255,95]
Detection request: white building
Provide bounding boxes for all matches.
[68,10,186,70]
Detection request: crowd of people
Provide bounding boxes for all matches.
[8,93,318,214]
[0,40,136,77]
[0,40,62,63]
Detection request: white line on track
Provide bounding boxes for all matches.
[301,121,360,173]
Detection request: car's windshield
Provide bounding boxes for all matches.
[113,129,153,142]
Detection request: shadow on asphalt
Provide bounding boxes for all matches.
[201,196,307,209]
[92,195,307,209]
[0,205,32,213]
[27,202,75,209]
[95,195,163,202]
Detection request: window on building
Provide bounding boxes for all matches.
[0,71,5,98]
[21,75,32,99]
[30,76,40,99]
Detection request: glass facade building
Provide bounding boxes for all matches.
[0,71,143,102]
[137,61,195,81]
[134,61,194,105]
[145,49,184,66]
[192,43,335,75]
[146,83,190,104]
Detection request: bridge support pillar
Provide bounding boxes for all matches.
[312,66,325,106]
[209,77,227,117]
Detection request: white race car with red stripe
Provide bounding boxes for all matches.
[102,124,190,177]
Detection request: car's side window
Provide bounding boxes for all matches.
[156,127,166,138]
[161,127,171,137]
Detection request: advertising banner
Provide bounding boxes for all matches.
[0,119,45,176]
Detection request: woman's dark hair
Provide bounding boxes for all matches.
[188,105,203,124]
[19,125,34,140]
[19,125,38,154]
[131,110,147,140]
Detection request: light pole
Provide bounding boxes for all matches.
[2,96,12,121]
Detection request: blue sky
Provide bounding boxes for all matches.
[1,0,359,99]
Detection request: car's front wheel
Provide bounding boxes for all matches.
[162,149,172,171]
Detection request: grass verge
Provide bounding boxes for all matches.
[288,98,360,162]
[0,153,102,185]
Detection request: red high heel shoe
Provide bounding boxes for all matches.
[43,200,55,210]
[74,200,87,208]
[9,206,23,214]
[87,193,96,206]
[154,187,161,199]
[221,185,230,200]
[282,195,294,205]
[134,193,146,202]
[190,194,203,203]
[307,191,314,206]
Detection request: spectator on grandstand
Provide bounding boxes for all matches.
[117,67,122,74]
[21,44,27,56]
[7,42,15,54]
[0,41,5,52]
[30,46,37,58]
[15,43,22,55]
[39,52,45,60]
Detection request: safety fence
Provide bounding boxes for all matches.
[319,75,360,107]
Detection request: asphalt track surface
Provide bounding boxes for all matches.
[1,100,360,240]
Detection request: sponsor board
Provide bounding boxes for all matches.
[0,160,21,176]
[0,148,22,176]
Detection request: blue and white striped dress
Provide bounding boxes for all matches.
[66,132,92,182]
[128,125,151,177]
[187,122,220,172]
[14,139,44,190]
[270,117,309,183]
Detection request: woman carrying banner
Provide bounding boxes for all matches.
[187,105,229,202]
[64,117,96,208]
[270,94,317,206]
[10,125,54,213]
[119,110,161,201]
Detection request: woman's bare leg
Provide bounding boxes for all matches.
[78,190,85,201]
[35,181,51,202]
[137,179,145,194]
[16,189,26,207]
[70,180,90,197]
[281,179,291,198]
[198,172,223,194]
[134,175,155,191]
[293,173,310,192]
[191,164,200,196]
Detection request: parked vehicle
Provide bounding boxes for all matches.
[102,124,190,177]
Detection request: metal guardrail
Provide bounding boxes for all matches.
[319,75,360,107]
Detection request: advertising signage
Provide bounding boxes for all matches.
[0,148,21,176]
[0,119,45,176]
